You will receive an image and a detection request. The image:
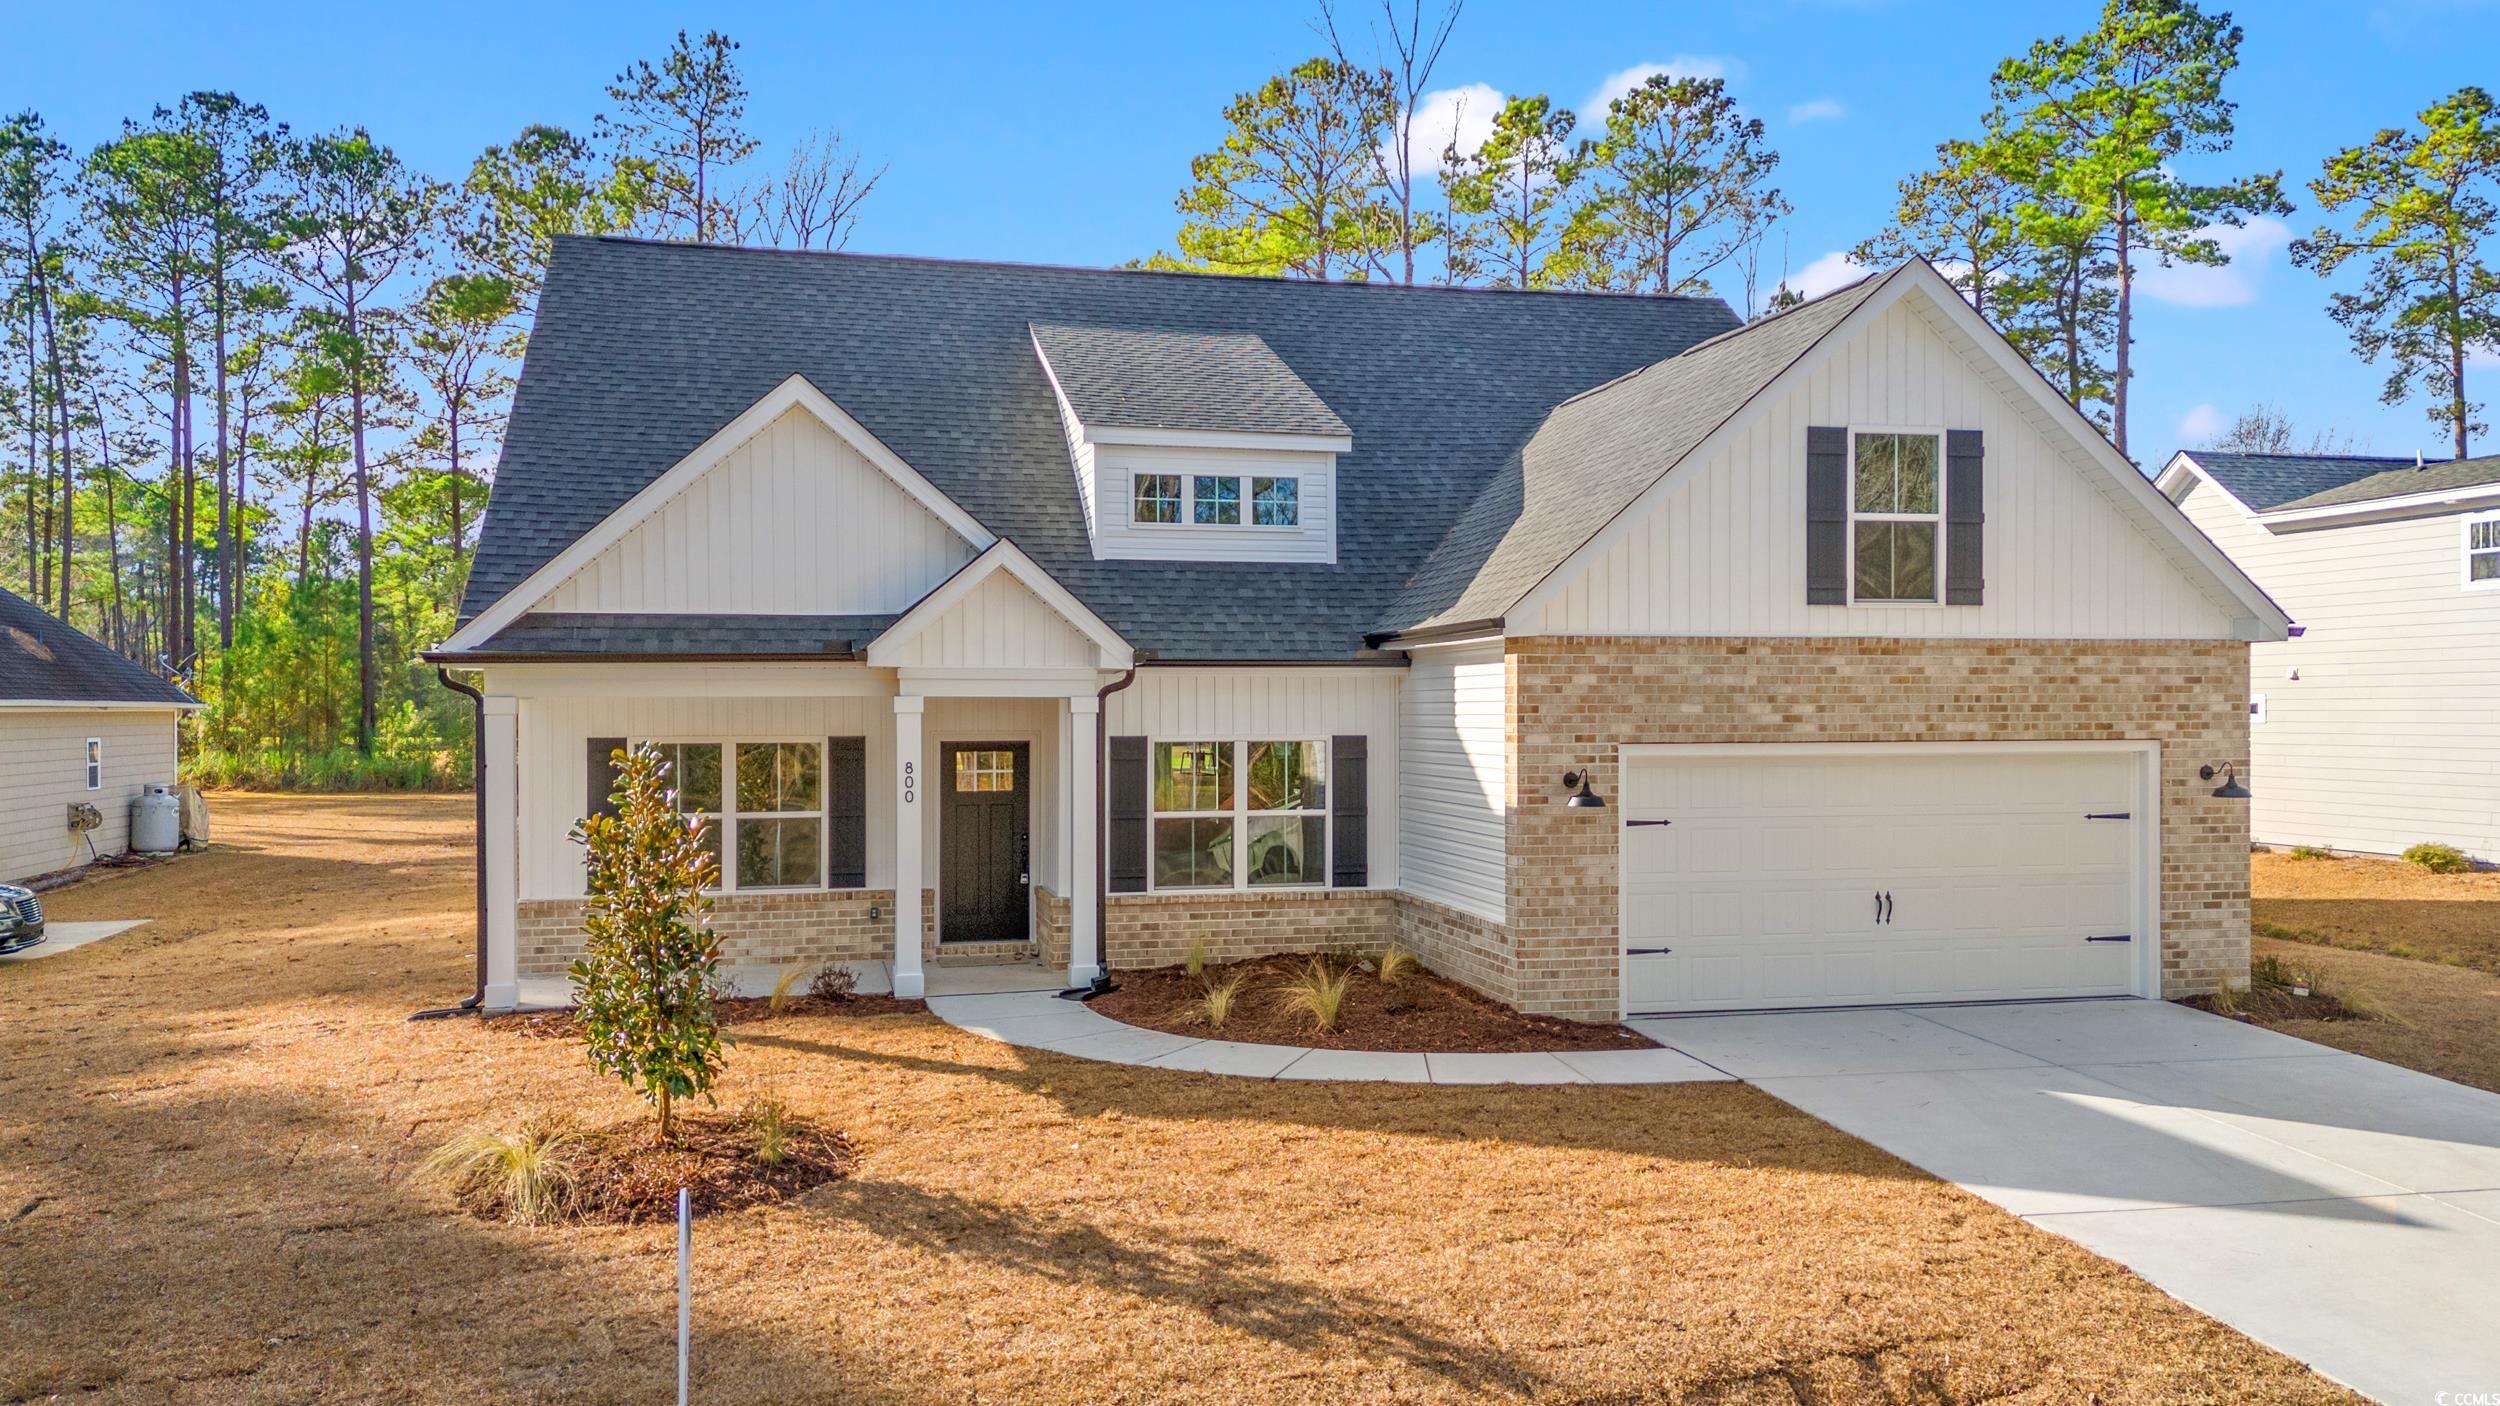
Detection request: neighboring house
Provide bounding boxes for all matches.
[0,586,199,882]
[2160,448,2500,863]
[432,237,2285,1019]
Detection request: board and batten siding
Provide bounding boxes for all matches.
[1103,666,1398,890]
[1529,297,2241,641]
[876,571,1101,671]
[1088,445,1337,564]
[1396,642,1507,922]
[538,407,976,614]
[0,709,181,882]
[2176,476,2500,861]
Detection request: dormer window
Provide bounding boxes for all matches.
[1033,321,1349,565]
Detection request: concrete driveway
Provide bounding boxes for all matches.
[1631,999,2500,1406]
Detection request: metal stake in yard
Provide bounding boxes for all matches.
[677,1186,692,1406]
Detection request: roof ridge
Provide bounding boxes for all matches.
[567,233,1736,309]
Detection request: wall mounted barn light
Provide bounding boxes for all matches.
[2199,762,2251,799]
[1562,769,1607,809]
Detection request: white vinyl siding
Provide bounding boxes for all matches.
[1528,297,2241,640]
[1396,642,1507,922]
[1089,445,1338,564]
[539,407,976,614]
[1105,666,1398,890]
[0,709,181,883]
[2176,475,2500,862]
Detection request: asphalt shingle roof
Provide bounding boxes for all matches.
[2185,451,2443,511]
[1384,270,1892,634]
[0,586,195,706]
[474,612,897,659]
[1030,323,1350,438]
[463,237,1738,661]
[2266,454,2500,512]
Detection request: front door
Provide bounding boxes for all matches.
[939,742,1031,942]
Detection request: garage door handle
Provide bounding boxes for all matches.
[1626,947,1674,956]
[2085,934,2133,943]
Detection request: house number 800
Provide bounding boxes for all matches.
[902,760,915,805]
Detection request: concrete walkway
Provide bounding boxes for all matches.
[924,976,1729,1086]
[1633,998,2500,1406]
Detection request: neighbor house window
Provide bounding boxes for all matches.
[635,740,826,891]
[1133,472,1301,529]
[1851,431,1943,603]
[2468,511,2500,589]
[1150,739,1328,890]
[85,737,102,790]
[1132,473,1180,524]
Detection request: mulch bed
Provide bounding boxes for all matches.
[1091,953,1656,1053]
[570,1113,856,1223]
[480,991,925,1040]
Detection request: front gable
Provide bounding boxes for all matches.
[866,540,1134,673]
[445,375,995,652]
[1518,270,2282,642]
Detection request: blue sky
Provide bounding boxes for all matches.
[9,0,2500,463]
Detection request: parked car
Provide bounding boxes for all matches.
[0,883,44,955]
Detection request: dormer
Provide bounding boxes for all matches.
[1030,322,1351,564]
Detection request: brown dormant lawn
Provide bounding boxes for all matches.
[0,795,2357,1404]
[2255,847,2500,972]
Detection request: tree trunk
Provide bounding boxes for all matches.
[36,259,71,622]
[2451,260,2471,460]
[2112,206,2133,459]
[347,290,376,756]
[95,390,125,653]
[213,222,234,653]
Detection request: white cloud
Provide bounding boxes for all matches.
[2177,403,2227,444]
[2135,217,2292,309]
[1784,250,1870,300]
[1584,57,1744,117]
[1787,97,1846,125]
[1395,82,1502,178]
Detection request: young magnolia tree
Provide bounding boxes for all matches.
[571,741,723,1141]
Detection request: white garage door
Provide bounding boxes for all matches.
[1621,748,2145,1015]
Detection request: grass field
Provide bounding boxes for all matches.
[0,795,2357,1404]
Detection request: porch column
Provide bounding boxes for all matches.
[481,695,520,1010]
[1067,694,1101,986]
[891,695,926,999]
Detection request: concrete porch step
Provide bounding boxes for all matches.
[934,940,1039,968]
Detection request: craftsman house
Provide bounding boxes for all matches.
[433,237,2284,1020]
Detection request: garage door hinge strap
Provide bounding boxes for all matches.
[2084,812,2131,820]
[1626,947,1674,956]
[1623,819,1673,828]
[2085,934,2133,943]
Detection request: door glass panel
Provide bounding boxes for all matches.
[954,749,1017,792]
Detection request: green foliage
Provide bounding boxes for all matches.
[1165,57,1397,280]
[463,124,653,307]
[2403,842,2473,874]
[1443,94,1585,290]
[1566,74,1788,296]
[420,1119,582,1225]
[740,1094,795,1166]
[570,743,725,1140]
[1276,957,1354,1031]
[1183,936,1212,981]
[599,30,757,244]
[2287,845,2333,861]
[2291,86,2500,458]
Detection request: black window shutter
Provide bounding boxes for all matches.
[587,738,626,819]
[1330,735,1368,888]
[1806,426,1849,605]
[1945,429,1985,605]
[826,737,867,888]
[1107,736,1149,893]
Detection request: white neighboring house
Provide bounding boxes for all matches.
[0,585,199,882]
[431,238,2284,1021]
[2161,448,2500,863]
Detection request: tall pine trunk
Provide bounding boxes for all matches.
[2112,205,2133,460]
[213,221,234,654]
[2451,261,2471,459]
[95,390,126,652]
[347,288,376,756]
[37,259,71,621]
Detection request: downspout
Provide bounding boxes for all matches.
[1064,657,1142,1001]
[411,665,488,1019]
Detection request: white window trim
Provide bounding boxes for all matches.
[1146,737,1333,894]
[1128,470,1302,531]
[2464,509,2500,592]
[85,737,102,790]
[1846,425,1949,607]
[630,737,841,894]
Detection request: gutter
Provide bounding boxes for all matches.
[1063,652,1151,1001]
[419,646,862,666]
[1363,617,1505,650]
[410,666,489,1020]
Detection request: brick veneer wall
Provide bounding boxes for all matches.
[1392,891,1518,1007]
[1035,886,1072,970]
[1506,636,2252,1021]
[516,889,937,977]
[1102,888,1396,969]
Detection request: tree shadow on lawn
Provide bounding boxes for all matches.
[2258,896,2500,973]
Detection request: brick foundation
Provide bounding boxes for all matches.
[1505,636,2252,1020]
[516,888,936,977]
[1035,886,1072,970]
[1102,888,1396,970]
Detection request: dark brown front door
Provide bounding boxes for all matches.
[939,742,1030,942]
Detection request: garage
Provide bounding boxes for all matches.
[1620,744,2153,1016]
